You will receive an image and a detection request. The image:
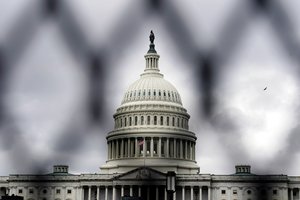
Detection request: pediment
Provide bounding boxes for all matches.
[115,167,166,180]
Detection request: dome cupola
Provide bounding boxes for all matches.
[101,31,199,174]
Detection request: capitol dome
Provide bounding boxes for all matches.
[101,31,199,174]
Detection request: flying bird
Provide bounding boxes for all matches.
[264,87,267,91]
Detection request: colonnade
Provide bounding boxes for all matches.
[108,137,196,161]
[289,188,300,200]
[81,185,211,200]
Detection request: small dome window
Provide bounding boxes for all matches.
[154,90,156,96]
[143,90,146,96]
[129,117,132,126]
[148,90,151,96]
[154,116,157,125]
[160,116,163,125]
[163,91,166,97]
[135,116,138,125]
[159,91,161,96]
[138,90,141,96]
[147,116,151,125]
[167,117,170,126]
[141,116,144,125]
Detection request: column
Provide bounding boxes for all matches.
[96,187,100,200]
[156,187,159,200]
[174,139,177,158]
[80,187,83,200]
[111,140,116,159]
[138,187,141,197]
[150,137,154,157]
[88,187,91,200]
[180,140,183,159]
[105,186,108,200]
[130,186,133,196]
[121,186,124,197]
[174,192,176,200]
[185,140,188,159]
[291,189,294,200]
[166,138,169,157]
[158,138,162,157]
[116,140,119,158]
[121,139,124,158]
[191,186,194,200]
[208,187,211,200]
[112,186,116,200]
[147,187,150,200]
[108,142,111,159]
[128,138,131,157]
[164,188,167,200]
[135,138,138,157]
[182,186,185,200]
[199,187,202,200]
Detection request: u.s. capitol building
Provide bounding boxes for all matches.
[0,32,299,200]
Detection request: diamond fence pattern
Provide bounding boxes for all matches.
[0,0,299,172]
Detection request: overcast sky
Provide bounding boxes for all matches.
[0,0,300,176]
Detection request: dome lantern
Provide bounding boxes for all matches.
[144,31,160,74]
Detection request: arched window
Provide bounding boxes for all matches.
[177,118,180,127]
[167,117,170,126]
[129,117,132,126]
[124,118,127,127]
[159,90,161,96]
[135,116,138,125]
[181,118,184,128]
[120,119,123,127]
[141,116,144,125]
[160,116,163,125]
[172,117,175,126]
[154,116,157,125]
[147,116,151,125]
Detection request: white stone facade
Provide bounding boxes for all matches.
[0,33,300,200]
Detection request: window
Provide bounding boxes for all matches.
[154,116,157,125]
[261,190,266,195]
[147,116,150,125]
[154,90,156,96]
[167,117,169,126]
[43,189,47,194]
[56,189,61,194]
[233,190,237,195]
[129,117,132,126]
[67,189,72,194]
[172,117,175,126]
[247,190,251,195]
[273,190,277,195]
[18,189,23,194]
[135,116,138,125]
[141,116,144,125]
[221,190,226,194]
[177,118,180,127]
[160,116,163,125]
[29,189,34,194]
